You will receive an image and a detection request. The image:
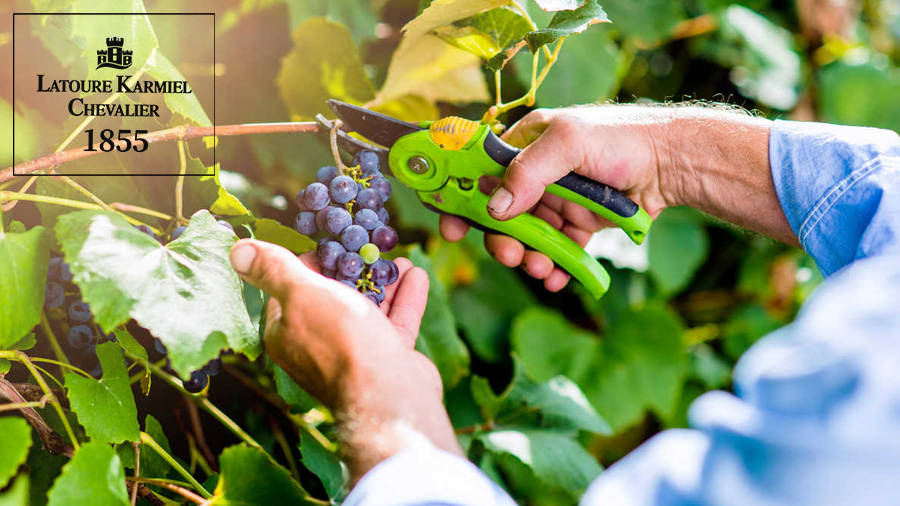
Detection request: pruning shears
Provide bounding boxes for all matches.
[318,100,652,299]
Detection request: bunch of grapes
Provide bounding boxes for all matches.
[294,150,399,305]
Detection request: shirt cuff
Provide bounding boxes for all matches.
[769,120,900,275]
[343,443,516,506]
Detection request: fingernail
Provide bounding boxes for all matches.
[230,242,257,274]
[488,187,513,214]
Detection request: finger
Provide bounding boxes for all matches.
[380,257,413,314]
[544,268,571,292]
[488,121,582,221]
[532,203,565,230]
[522,251,554,279]
[561,224,593,247]
[485,234,525,267]
[230,239,323,302]
[388,266,430,348]
[298,251,322,273]
[439,214,470,242]
[501,108,556,148]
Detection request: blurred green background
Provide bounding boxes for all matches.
[2,0,899,504]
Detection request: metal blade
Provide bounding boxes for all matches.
[327,100,423,148]
[315,114,391,175]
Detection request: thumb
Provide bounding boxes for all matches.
[487,122,581,220]
[230,239,319,302]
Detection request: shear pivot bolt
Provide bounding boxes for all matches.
[458,178,473,190]
[407,156,430,174]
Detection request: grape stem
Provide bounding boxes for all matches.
[1,121,319,183]
[130,442,140,506]
[40,312,71,366]
[140,431,213,499]
[0,192,163,234]
[329,119,350,175]
[127,477,205,505]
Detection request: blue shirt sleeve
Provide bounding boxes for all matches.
[345,120,900,506]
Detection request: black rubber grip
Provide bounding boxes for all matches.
[483,131,639,219]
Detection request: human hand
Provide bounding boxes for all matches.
[440,105,679,292]
[229,239,461,481]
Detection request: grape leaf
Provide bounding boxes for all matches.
[273,364,318,413]
[512,306,687,431]
[56,210,259,376]
[524,0,610,51]
[24,437,66,506]
[64,342,140,444]
[0,226,49,348]
[144,49,212,126]
[434,25,501,60]
[532,0,585,11]
[0,475,28,506]
[409,247,471,388]
[181,149,250,218]
[46,442,129,506]
[299,431,344,499]
[252,218,316,255]
[647,207,709,296]
[0,418,32,489]
[461,6,533,51]
[283,0,379,42]
[211,445,314,505]
[277,17,375,121]
[479,429,602,495]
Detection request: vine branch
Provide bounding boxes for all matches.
[1,121,320,184]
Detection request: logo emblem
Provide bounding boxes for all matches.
[96,37,132,70]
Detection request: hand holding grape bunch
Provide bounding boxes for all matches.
[293,150,400,305]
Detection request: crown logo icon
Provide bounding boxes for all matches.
[96,35,133,70]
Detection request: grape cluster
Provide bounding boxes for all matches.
[45,256,110,378]
[294,150,400,305]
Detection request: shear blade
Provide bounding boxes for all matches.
[327,100,423,148]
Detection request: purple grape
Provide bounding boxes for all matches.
[323,268,337,278]
[370,285,386,304]
[68,301,92,324]
[315,208,330,231]
[67,324,93,350]
[183,370,208,393]
[170,226,187,241]
[316,166,339,184]
[48,257,72,282]
[295,189,307,210]
[354,150,380,174]
[386,259,399,284]
[365,292,380,305]
[317,236,334,250]
[370,259,395,286]
[135,224,155,239]
[154,338,167,355]
[371,225,398,252]
[329,175,358,204]
[339,279,358,290]
[356,188,383,211]
[341,225,368,252]
[45,282,65,308]
[354,208,380,230]
[325,207,352,235]
[303,182,330,211]
[377,207,390,225]
[337,252,364,278]
[294,211,317,235]
[317,240,346,271]
[370,175,392,202]
[204,358,222,376]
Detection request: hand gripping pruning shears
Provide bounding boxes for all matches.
[318,100,652,299]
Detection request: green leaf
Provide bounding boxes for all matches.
[408,247,470,388]
[0,475,29,506]
[600,0,685,44]
[272,364,318,413]
[11,333,37,352]
[282,0,379,42]
[819,61,900,133]
[689,343,732,389]
[472,358,611,434]
[0,226,50,348]
[181,150,251,218]
[441,6,533,62]
[524,0,610,51]
[480,430,601,495]
[434,25,501,60]
[512,306,687,431]
[299,431,344,499]
[533,0,586,11]
[277,17,375,120]
[252,218,316,255]
[647,207,709,296]
[212,445,314,505]
[24,436,66,506]
[0,418,32,489]
[56,210,259,376]
[118,415,171,479]
[64,342,139,444]
[144,50,211,126]
[515,24,619,107]
[451,259,535,363]
[46,442,129,506]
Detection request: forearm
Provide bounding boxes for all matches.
[654,108,798,245]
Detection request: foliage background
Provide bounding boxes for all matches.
[1,0,899,504]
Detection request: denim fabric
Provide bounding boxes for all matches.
[346,121,900,506]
